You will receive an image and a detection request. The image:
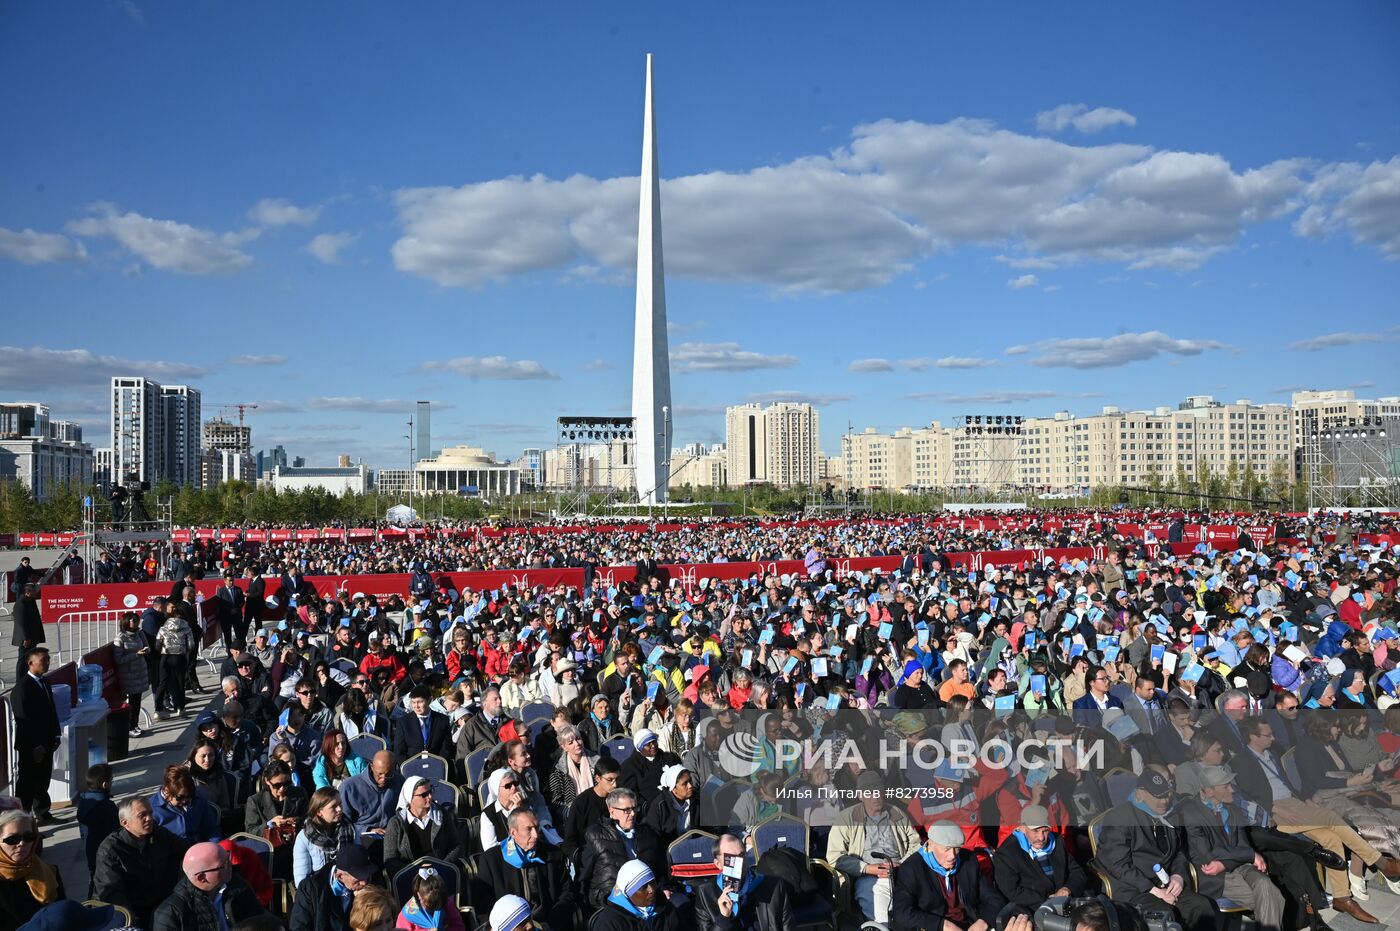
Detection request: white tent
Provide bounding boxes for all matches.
[385,504,418,525]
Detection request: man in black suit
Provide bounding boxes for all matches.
[215,572,245,653]
[478,809,575,930]
[10,582,44,681]
[243,566,265,638]
[392,685,452,761]
[10,647,62,819]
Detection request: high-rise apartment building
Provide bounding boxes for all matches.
[724,402,820,487]
[0,402,94,500]
[109,377,202,487]
[201,417,254,487]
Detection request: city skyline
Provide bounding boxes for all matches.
[2,3,1397,464]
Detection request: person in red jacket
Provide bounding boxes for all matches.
[908,759,1009,849]
[359,633,406,684]
[479,627,512,680]
[993,769,1070,848]
[218,837,273,908]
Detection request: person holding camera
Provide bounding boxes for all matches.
[694,832,792,931]
[1095,772,1223,931]
[993,804,1089,913]
[891,821,1007,931]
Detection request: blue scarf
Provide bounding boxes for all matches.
[1012,829,1056,876]
[919,848,959,892]
[715,870,762,909]
[329,872,353,908]
[1201,799,1231,837]
[606,889,656,921]
[501,838,544,868]
[401,898,441,930]
[591,711,614,733]
[1130,796,1174,822]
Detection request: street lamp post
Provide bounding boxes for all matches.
[405,417,415,515]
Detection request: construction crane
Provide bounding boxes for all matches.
[218,403,259,430]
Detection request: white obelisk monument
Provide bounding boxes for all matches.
[632,53,672,506]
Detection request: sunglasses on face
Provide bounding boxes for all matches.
[1,833,37,846]
[269,781,291,790]
[413,789,433,799]
[173,794,193,804]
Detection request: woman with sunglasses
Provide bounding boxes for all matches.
[0,809,62,931]
[149,765,219,844]
[383,775,462,879]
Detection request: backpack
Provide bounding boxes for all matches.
[756,845,819,898]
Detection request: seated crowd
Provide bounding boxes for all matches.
[3,512,1400,931]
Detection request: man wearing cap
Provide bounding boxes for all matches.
[892,821,1007,931]
[827,771,921,926]
[594,858,679,931]
[289,843,380,931]
[478,808,574,931]
[1095,771,1222,931]
[619,729,680,808]
[643,764,698,849]
[992,804,1087,913]
[695,832,793,931]
[151,841,266,931]
[1177,765,1291,931]
[580,788,667,908]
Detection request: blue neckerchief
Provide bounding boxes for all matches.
[715,870,762,909]
[1012,829,1056,875]
[606,889,656,921]
[1345,690,1367,706]
[1201,799,1232,837]
[919,848,959,892]
[591,711,613,732]
[329,872,352,905]
[1130,796,1174,822]
[501,838,544,868]
[402,898,441,929]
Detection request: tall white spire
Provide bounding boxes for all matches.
[632,53,672,505]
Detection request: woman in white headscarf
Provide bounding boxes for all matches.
[480,767,526,852]
[382,775,462,877]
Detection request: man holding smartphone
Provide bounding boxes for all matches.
[694,833,793,931]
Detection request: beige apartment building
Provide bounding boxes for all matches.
[725,402,821,487]
[840,396,1296,492]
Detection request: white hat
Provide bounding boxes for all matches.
[487,768,512,802]
[615,859,656,897]
[634,728,658,750]
[659,763,688,791]
[489,895,532,931]
[1326,657,1347,677]
[926,822,964,848]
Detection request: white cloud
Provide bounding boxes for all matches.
[229,354,286,366]
[671,342,798,373]
[583,358,616,371]
[305,231,357,264]
[1008,274,1039,290]
[420,356,560,380]
[0,345,204,390]
[249,198,321,227]
[1290,330,1396,351]
[0,227,87,265]
[1035,104,1137,134]
[69,205,253,275]
[1011,330,1232,368]
[308,397,456,414]
[933,356,999,369]
[747,390,851,406]
[1295,156,1400,259]
[848,358,894,373]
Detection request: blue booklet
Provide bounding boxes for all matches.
[811,657,829,678]
[1181,663,1205,683]
[994,695,1016,714]
[758,629,775,645]
[1151,644,1165,663]
[1104,712,1140,740]
[1029,674,1047,695]
[1070,643,1085,658]
[1193,634,1207,651]
[878,622,893,639]
[826,693,842,711]
[860,656,874,677]
[1103,645,1121,663]
[783,656,799,675]
[741,649,754,668]
[1025,632,1037,649]
[646,682,659,703]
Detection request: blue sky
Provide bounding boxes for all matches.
[2,1,1398,464]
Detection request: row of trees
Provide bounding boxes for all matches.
[0,459,1307,533]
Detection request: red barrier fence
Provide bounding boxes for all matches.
[38,541,1225,617]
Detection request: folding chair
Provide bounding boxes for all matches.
[393,857,462,911]
[432,780,461,815]
[81,901,132,931]
[521,701,554,725]
[349,733,386,762]
[603,736,634,764]
[1085,813,1116,898]
[709,780,747,833]
[668,829,720,890]
[1104,768,1138,807]
[752,814,810,859]
[401,752,450,783]
[1190,864,1252,915]
[464,748,490,788]
[527,718,551,744]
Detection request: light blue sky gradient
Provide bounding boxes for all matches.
[2,1,1397,462]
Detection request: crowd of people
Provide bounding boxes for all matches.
[3,508,1400,931]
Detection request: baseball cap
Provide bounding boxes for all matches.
[1137,771,1173,799]
[1020,804,1051,829]
[1198,765,1237,790]
[926,822,965,848]
[333,844,377,882]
